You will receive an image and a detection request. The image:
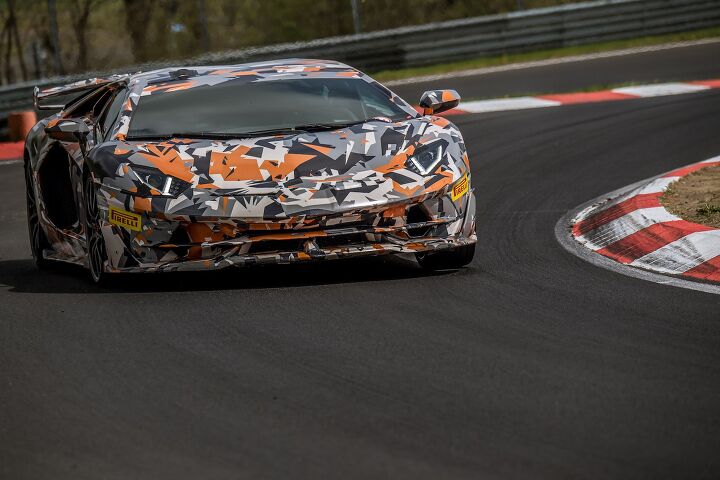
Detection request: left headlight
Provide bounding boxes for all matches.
[129,166,188,197]
[406,142,445,175]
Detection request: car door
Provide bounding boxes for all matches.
[37,86,119,236]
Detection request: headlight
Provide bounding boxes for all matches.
[129,166,187,197]
[407,143,444,175]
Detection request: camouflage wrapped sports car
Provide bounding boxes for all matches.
[24,59,476,283]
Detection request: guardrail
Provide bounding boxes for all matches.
[0,0,718,130]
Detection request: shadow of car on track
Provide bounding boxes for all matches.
[0,255,454,294]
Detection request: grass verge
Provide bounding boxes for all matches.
[662,164,720,228]
[373,26,720,83]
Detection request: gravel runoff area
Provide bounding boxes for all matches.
[662,164,720,228]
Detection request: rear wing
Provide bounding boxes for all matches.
[33,74,130,110]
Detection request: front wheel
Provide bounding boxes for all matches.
[416,243,475,270]
[25,161,50,269]
[83,173,109,285]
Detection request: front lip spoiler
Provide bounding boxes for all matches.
[106,235,477,273]
[154,215,460,249]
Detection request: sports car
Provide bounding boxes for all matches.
[25,59,476,283]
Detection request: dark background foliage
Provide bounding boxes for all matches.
[0,0,574,84]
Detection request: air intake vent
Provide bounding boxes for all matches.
[406,205,432,237]
[169,179,192,197]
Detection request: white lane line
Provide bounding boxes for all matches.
[631,230,720,274]
[613,83,710,97]
[0,159,21,166]
[460,97,560,113]
[576,207,680,250]
[385,38,720,86]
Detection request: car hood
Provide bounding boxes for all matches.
[93,117,469,219]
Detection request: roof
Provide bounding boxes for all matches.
[34,58,359,109]
[133,58,357,84]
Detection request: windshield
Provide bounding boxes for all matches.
[127,77,414,139]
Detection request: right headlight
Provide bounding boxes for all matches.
[129,165,189,197]
[406,142,445,175]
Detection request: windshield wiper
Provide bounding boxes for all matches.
[236,127,310,138]
[171,132,260,140]
[235,121,367,137]
[124,134,175,141]
[125,121,370,142]
[125,131,292,141]
[197,125,353,138]
[289,121,367,131]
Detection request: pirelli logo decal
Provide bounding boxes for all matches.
[109,207,141,231]
[451,174,469,201]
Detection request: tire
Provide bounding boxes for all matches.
[25,160,50,269]
[416,243,475,270]
[83,173,110,285]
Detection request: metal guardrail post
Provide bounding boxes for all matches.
[351,0,362,34]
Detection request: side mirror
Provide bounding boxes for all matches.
[419,89,461,115]
[44,118,90,143]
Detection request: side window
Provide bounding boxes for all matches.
[99,88,127,139]
[356,82,402,118]
[64,87,110,118]
[91,89,114,119]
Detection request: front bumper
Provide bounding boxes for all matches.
[98,187,477,273]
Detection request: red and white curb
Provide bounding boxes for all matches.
[570,156,720,285]
[440,79,720,115]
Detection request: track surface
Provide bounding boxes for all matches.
[2,82,720,478]
[391,41,720,100]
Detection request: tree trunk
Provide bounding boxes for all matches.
[47,0,64,75]
[72,0,93,71]
[123,0,155,63]
[7,0,27,81]
[3,20,14,84]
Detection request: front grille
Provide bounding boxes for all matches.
[245,233,369,256]
[406,205,432,237]
[247,239,304,255]
[168,226,191,257]
[316,233,367,248]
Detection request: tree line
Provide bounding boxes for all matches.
[0,0,573,84]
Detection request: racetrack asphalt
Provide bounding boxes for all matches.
[391,41,720,101]
[1,72,720,478]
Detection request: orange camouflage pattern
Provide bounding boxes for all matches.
[25,59,476,273]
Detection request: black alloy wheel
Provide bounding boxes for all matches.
[25,161,50,268]
[83,173,109,284]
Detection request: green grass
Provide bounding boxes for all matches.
[372,26,720,83]
[698,203,720,216]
